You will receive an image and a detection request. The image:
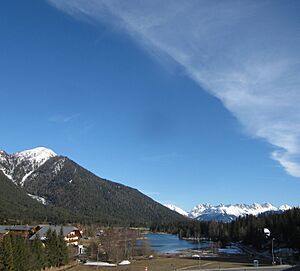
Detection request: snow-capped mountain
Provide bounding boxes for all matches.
[0,147,185,225]
[278,204,292,211]
[166,203,293,222]
[165,204,189,217]
[0,147,57,186]
[189,203,293,222]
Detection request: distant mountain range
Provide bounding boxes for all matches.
[165,203,294,222]
[0,147,185,225]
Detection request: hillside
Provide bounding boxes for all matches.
[23,156,185,225]
[0,171,75,224]
[0,148,186,226]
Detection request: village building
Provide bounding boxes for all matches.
[29,225,82,246]
[0,225,38,239]
[0,224,82,246]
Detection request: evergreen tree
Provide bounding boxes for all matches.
[1,236,15,271]
[0,229,70,271]
[10,236,30,271]
[30,235,46,271]
[45,229,58,267]
[57,227,68,266]
[0,239,5,271]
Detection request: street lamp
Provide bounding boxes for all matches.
[272,238,275,265]
[263,228,275,265]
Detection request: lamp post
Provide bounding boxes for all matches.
[272,238,275,265]
[263,228,276,264]
[198,235,201,270]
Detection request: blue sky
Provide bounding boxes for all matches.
[1,0,300,210]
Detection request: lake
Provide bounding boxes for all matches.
[144,233,211,254]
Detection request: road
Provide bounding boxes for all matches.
[182,265,292,271]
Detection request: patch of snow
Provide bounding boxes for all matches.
[264,228,271,237]
[53,158,65,175]
[119,260,131,265]
[20,170,34,186]
[27,193,48,205]
[0,167,13,181]
[165,204,188,216]
[84,261,117,267]
[0,151,14,181]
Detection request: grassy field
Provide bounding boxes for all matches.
[69,255,259,271]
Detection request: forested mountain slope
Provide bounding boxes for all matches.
[0,148,186,225]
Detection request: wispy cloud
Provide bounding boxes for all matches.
[47,0,300,177]
[140,152,183,163]
[49,113,80,123]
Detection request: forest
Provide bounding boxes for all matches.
[150,208,300,251]
[0,229,68,271]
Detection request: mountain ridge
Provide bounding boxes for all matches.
[165,202,294,222]
[0,147,57,185]
[0,147,186,225]
[164,204,189,217]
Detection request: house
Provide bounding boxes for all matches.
[0,224,82,246]
[0,225,38,239]
[30,225,82,246]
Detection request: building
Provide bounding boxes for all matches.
[0,224,82,246]
[0,225,38,239]
[30,225,82,246]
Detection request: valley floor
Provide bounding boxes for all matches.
[68,254,282,271]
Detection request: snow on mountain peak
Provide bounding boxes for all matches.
[14,147,57,165]
[184,203,293,222]
[279,204,292,211]
[164,204,188,217]
[0,147,57,186]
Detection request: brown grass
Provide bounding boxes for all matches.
[69,255,256,271]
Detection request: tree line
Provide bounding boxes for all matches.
[150,208,300,251]
[0,228,68,271]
